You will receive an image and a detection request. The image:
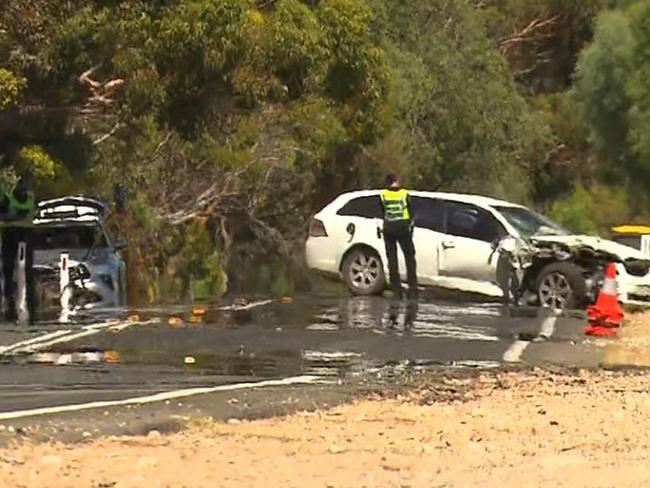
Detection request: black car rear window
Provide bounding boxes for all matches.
[337,196,382,219]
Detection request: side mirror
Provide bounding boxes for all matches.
[114,237,128,251]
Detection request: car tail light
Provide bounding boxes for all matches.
[309,218,328,237]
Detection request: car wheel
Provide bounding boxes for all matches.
[535,262,586,310]
[342,248,385,296]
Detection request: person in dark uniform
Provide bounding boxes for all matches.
[380,173,418,300]
[0,176,36,322]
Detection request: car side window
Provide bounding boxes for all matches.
[337,196,382,219]
[447,202,506,242]
[410,196,445,232]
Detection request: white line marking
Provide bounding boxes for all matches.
[537,314,557,340]
[15,319,159,355]
[0,375,323,421]
[217,299,274,311]
[503,340,530,363]
[18,329,114,354]
[450,360,502,369]
[502,313,559,363]
[302,350,363,361]
[410,322,500,342]
[0,329,72,355]
[126,299,276,314]
[0,298,274,357]
[0,319,159,358]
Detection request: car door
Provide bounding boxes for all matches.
[335,194,383,251]
[336,194,444,286]
[438,201,507,282]
[409,196,446,285]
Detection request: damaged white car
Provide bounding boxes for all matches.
[306,190,650,309]
[33,197,127,310]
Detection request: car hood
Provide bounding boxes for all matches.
[531,235,647,261]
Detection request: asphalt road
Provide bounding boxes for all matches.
[0,295,603,418]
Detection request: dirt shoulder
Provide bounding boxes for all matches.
[2,368,650,488]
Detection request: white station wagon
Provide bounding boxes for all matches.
[306,190,650,308]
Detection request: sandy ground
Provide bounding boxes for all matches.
[2,368,650,488]
[3,312,650,488]
[604,311,650,367]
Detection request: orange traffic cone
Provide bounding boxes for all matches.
[584,263,624,337]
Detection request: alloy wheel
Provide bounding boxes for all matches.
[349,253,381,292]
[538,272,572,310]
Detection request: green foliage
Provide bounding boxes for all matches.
[574,9,634,166]
[181,222,227,300]
[373,0,551,202]
[532,92,596,202]
[2,0,646,301]
[15,145,63,181]
[0,68,26,110]
[169,221,227,302]
[573,0,650,189]
[549,182,631,234]
[482,0,606,91]
[253,261,294,297]
[0,166,16,190]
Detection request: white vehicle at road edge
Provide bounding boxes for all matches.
[306,190,650,308]
[32,196,128,310]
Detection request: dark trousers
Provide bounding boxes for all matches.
[1,227,34,321]
[383,220,418,299]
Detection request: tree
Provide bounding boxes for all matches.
[573,0,650,195]
[365,0,551,203]
[574,8,634,169]
[2,0,392,300]
[0,0,618,299]
[481,0,605,92]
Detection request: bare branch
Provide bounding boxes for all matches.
[499,15,561,54]
[92,122,125,145]
[78,66,125,112]
[78,65,103,88]
[218,217,233,268]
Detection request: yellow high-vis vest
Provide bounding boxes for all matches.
[380,188,410,222]
[4,190,35,228]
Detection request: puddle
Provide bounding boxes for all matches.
[23,351,120,366]
[1,295,582,382]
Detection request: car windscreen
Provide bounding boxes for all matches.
[492,206,567,238]
[32,225,107,250]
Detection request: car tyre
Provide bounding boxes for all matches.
[341,248,385,296]
[535,262,587,310]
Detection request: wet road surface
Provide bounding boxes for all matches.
[0,295,603,417]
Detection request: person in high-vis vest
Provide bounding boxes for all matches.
[0,176,36,322]
[380,173,417,299]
